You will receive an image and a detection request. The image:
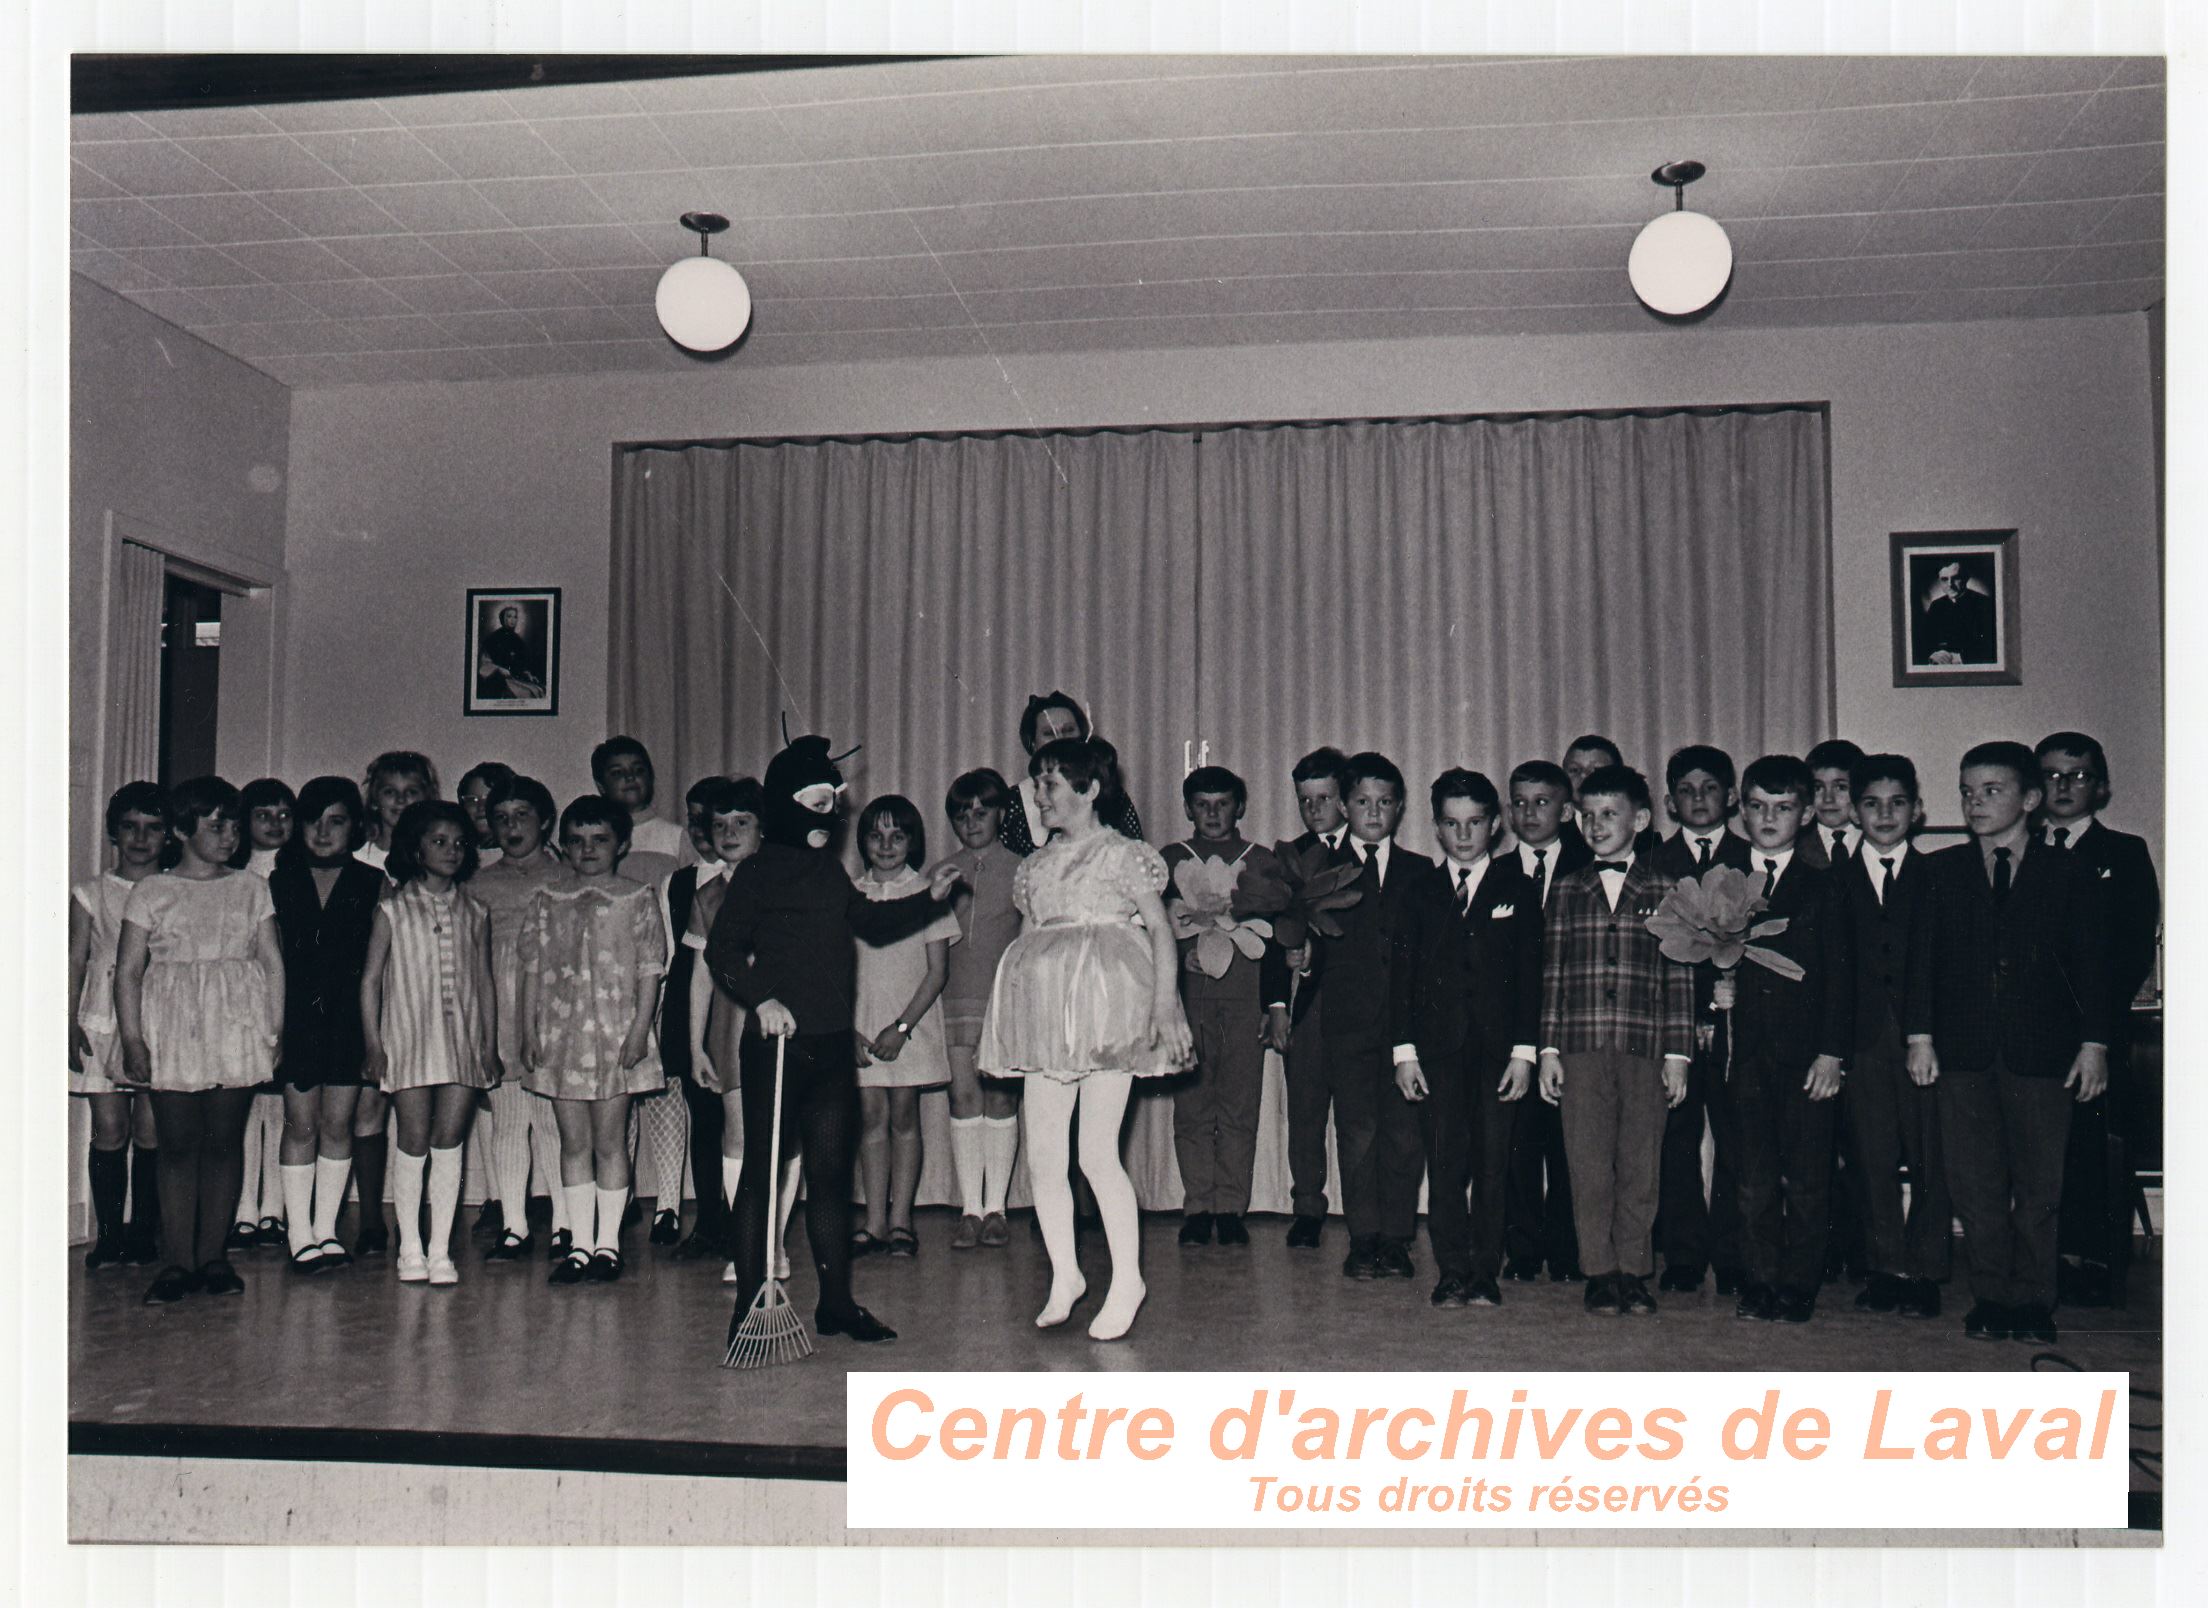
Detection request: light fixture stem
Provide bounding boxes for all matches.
[1673,184,1684,211]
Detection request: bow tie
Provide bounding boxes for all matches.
[1594,859,1630,873]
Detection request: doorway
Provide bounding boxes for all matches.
[158,572,223,789]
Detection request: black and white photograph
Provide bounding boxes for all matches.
[1893,530,2023,687]
[465,587,560,715]
[24,4,2186,1594]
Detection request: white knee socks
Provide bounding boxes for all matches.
[393,1148,427,1257]
[949,1117,986,1218]
[311,1155,352,1243]
[561,1183,595,1251]
[426,1146,462,1262]
[594,1186,629,1255]
[982,1115,1019,1216]
[280,1164,315,1254]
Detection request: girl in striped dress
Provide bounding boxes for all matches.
[359,801,494,1287]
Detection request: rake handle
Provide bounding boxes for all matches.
[764,1031,786,1280]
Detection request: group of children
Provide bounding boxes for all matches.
[72,701,2156,1352]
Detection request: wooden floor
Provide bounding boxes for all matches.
[70,1205,2164,1480]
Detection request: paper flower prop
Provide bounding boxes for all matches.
[1167,856,1277,979]
[1645,864,1805,982]
[1264,840,1367,953]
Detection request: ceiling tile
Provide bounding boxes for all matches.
[1757,162,1909,217]
[402,348,512,380]
[208,323,305,358]
[255,355,336,386]
[379,91,522,127]
[526,305,664,343]
[135,107,279,138]
[253,186,407,237]
[70,160,127,199]
[1925,93,2094,158]
[146,192,303,245]
[1726,290,1925,326]
[1803,102,1949,166]
[2102,58,2164,90]
[322,234,460,277]
[386,275,510,315]
[295,128,459,186]
[287,278,419,319]
[257,99,401,134]
[71,112,161,144]
[695,165,857,220]
[498,82,650,120]
[741,327,989,364]
[2063,85,2164,149]
[473,175,618,227]
[1883,153,2037,209]
[71,250,171,292]
[775,293,972,333]
[2046,239,2163,283]
[358,181,510,234]
[1735,260,1831,300]
[121,286,221,327]
[173,135,347,191]
[1737,212,1878,259]
[188,283,321,323]
[1964,59,2122,99]
[421,229,554,271]
[341,313,461,349]
[529,224,662,269]
[581,169,724,226]
[1849,207,1991,255]
[726,211,928,262]
[2022,276,2160,314]
[219,238,363,282]
[71,198,201,250]
[2015,141,2160,202]
[564,266,666,306]
[119,245,265,287]
[1819,58,1984,109]
[749,99,931,163]
[408,120,575,181]
[1687,58,1842,116]
[624,72,768,113]
[1969,197,2118,249]
[1941,245,2070,288]
[525,115,686,175]
[72,138,237,197]
[473,268,600,309]
[436,309,550,346]
[649,108,816,168]
[744,255,950,299]
[1814,253,1964,296]
[2089,194,2162,244]
[1900,286,2041,322]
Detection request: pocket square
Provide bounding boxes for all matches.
[2099,868,2113,879]
[1490,904,1516,919]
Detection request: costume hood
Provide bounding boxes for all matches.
[762,732,850,851]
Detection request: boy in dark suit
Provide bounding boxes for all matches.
[1721,755,1853,1323]
[1165,765,1287,1248]
[1842,754,1947,1319]
[1905,741,2110,1345]
[1304,752,1433,1281]
[1537,764,1694,1316]
[1393,769,1540,1309]
[1502,760,1591,1281]
[1650,745,1752,1295]
[2036,731,2161,1307]
[1265,747,1353,1250]
[1799,739,1867,868]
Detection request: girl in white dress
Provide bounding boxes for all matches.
[229,776,295,1250]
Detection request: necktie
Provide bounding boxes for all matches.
[1695,836,1714,870]
[1762,857,1780,896]
[1456,866,1473,914]
[1531,848,1549,905]
[1992,847,2012,903]
[1878,855,1896,906]
[1595,859,1629,874]
[1361,841,1380,868]
[1829,828,1848,862]
[2052,827,2071,850]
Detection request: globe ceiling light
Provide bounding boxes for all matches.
[1627,161,1733,318]
[656,211,753,352]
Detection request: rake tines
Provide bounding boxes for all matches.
[723,1278,815,1370]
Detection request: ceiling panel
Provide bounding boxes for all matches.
[72,53,2162,387]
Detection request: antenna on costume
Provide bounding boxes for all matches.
[831,742,863,766]
[780,711,793,746]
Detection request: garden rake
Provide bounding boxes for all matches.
[722,1034,814,1369]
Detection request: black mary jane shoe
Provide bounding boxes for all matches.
[226,1220,260,1252]
[198,1259,245,1296]
[288,1242,330,1276]
[585,1249,623,1283]
[547,1228,574,1262]
[143,1265,196,1305]
[816,1304,898,1343]
[483,1230,531,1262]
[548,1250,591,1286]
[257,1216,286,1249]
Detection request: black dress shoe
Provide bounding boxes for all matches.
[198,1259,245,1296]
[649,1209,682,1247]
[1776,1290,1816,1324]
[1430,1275,1470,1309]
[1177,1212,1215,1246]
[2011,1304,2058,1345]
[1552,1263,1585,1284]
[1377,1239,1416,1279]
[1286,1215,1323,1249]
[1855,1273,1903,1312]
[122,1230,163,1267]
[354,1225,389,1261]
[671,1230,721,1262]
[1466,1275,1502,1307]
[1657,1265,1703,1294]
[1897,1278,1942,1319]
[1214,1213,1249,1246]
[1735,1284,1778,1321]
[1963,1301,2012,1341]
[1713,1266,1745,1298]
[474,1200,506,1240]
[817,1304,898,1342]
[1342,1238,1379,1280]
[143,1265,196,1304]
[84,1234,127,1271]
[1583,1274,1621,1314]
[1503,1258,1542,1283]
[2056,1259,2112,1310]
[1619,1275,1658,1315]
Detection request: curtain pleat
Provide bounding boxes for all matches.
[610,407,1829,1215]
[109,540,164,791]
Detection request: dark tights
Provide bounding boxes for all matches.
[682,1073,728,1244]
[149,1088,254,1270]
[731,1030,859,1320]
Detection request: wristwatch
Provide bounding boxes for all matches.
[893,1019,912,1036]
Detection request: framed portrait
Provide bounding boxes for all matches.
[1889,529,2021,688]
[465,587,561,716]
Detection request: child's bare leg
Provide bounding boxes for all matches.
[887,1087,923,1235]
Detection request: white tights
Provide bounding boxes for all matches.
[1024,1073,1144,1340]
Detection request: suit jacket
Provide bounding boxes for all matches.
[1903,839,2110,1079]
[1729,855,1854,1069]
[1395,854,1542,1066]
[1512,832,1594,910]
[1538,857,1696,1061]
[1843,842,1931,1056]
[1797,824,1861,872]
[1652,827,1755,1022]
[2062,820,2160,1046]
[1309,838,1432,1048]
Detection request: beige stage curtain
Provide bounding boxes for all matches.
[108,540,165,793]
[611,407,1831,1214]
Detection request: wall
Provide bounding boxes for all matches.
[70,275,293,880]
[279,314,2162,862]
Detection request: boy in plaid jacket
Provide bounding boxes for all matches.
[1537,764,1696,1317]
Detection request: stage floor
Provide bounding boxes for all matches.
[70,1207,2164,1479]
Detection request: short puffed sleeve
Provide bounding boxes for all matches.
[1011,853,1036,921]
[1111,838,1170,903]
[630,883,668,975]
[242,871,275,926]
[121,875,168,931]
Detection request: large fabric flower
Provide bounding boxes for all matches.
[1166,856,1276,979]
[1645,864,1805,982]
[1265,840,1366,952]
